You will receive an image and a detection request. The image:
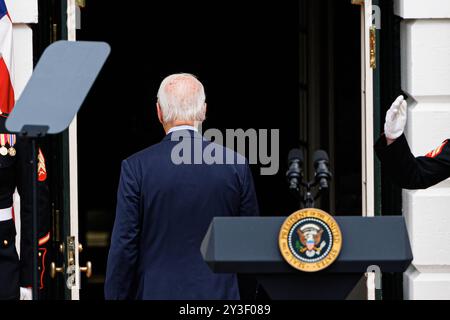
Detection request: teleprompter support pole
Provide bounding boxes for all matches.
[21,125,49,300]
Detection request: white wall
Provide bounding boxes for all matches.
[395,0,450,300]
[6,0,38,24]
[12,24,33,99]
[6,0,37,98]
[395,0,450,19]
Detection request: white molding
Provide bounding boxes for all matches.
[360,0,375,218]
[395,0,450,19]
[399,1,450,299]
[67,0,80,301]
[5,0,38,24]
[401,20,450,97]
[406,100,450,156]
[404,266,450,300]
[403,188,450,268]
[12,24,33,99]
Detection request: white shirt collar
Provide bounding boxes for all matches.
[167,125,198,135]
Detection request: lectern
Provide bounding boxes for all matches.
[201,216,413,300]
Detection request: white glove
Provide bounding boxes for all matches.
[20,287,33,300]
[384,95,408,140]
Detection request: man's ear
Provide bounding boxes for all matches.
[203,103,207,119]
[156,103,163,124]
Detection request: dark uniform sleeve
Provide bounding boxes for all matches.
[15,137,51,289]
[375,134,450,190]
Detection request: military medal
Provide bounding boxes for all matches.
[0,135,8,156]
[8,134,16,157]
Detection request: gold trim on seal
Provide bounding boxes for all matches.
[279,208,343,272]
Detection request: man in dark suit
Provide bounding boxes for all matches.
[105,73,259,300]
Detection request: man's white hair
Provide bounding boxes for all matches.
[157,73,206,124]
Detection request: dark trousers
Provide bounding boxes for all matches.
[0,219,20,300]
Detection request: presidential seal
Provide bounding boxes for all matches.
[279,208,342,272]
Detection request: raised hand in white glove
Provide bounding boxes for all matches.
[384,95,407,142]
[20,287,33,300]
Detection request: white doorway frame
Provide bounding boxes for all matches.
[357,0,375,218]
[354,0,376,301]
[66,0,80,301]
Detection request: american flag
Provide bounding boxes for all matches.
[0,0,14,115]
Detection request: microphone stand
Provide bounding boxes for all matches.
[290,178,329,210]
[286,150,332,210]
[300,181,323,209]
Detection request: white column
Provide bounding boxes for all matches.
[6,0,37,98]
[394,0,450,300]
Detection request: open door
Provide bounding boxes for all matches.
[56,0,85,301]
[33,0,87,300]
[352,0,382,300]
[353,0,377,218]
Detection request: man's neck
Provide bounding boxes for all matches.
[163,121,197,134]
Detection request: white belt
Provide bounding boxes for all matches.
[0,207,13,222]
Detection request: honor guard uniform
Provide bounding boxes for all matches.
[0,112,51,300]
[375,95,450,189]
[375,135,450,189]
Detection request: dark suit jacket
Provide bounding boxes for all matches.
[105,130,259,300]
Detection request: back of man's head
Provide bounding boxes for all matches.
[157,73,206,124]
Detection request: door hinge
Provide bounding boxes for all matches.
[76,0,86,8]
[370,25,377,69]
[52,23,58,43]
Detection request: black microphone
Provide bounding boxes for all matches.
[313,150,332,190]
[287,149,304,192]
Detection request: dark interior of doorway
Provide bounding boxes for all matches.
[74,0,374,300]
[76,1,300,300]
